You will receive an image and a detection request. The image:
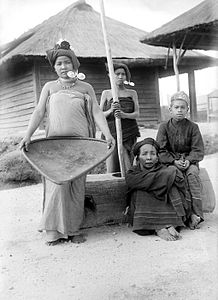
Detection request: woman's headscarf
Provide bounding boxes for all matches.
[132,138,160,157]
[46,40,80,70]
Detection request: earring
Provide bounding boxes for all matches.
[124,80,135,86]
[67,71,77,78]
[67,71,86,80]
[77,73,86,80]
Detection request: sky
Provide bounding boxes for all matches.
[0,0,205,44]
[0,0,217,104]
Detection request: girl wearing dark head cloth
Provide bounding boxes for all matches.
[125,138,189,241]
[100,63,140,173]
[20,41,114,245]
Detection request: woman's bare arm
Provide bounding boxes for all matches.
[20,82,50,149]
[87,84,114,146]
[100,90,113,118]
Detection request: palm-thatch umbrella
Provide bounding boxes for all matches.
[141,0,218,119]
[141,0,218,51]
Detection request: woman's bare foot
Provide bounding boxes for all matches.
[155,228,177,241]
[68,234,86,244]
[167,226,182,239]
[189,214,201,230]
[46,238,67,246]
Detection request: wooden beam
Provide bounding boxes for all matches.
[172,43,180,91]
[32,59,41,105]
[154,67,161,123]
[188,70,197,121]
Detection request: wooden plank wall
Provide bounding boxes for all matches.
[78,60,161,126]
[131,67,161,125]
[38,59,161,126]
[0,57,161,135]
[0,65,35,134]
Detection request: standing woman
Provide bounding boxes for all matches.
[100,63,140,173]
[20,41,114,245]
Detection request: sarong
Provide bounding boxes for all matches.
[126,163,187,232]
[38,90,95,241]
[103,97,140,172]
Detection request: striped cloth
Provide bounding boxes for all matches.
[125,163,188,231]
[184,164,204,220]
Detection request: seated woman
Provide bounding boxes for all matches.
[125,138,188,241]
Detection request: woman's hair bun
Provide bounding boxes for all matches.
[54,40,71,50]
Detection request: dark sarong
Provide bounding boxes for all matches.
[125,163,188,231]
[103,97,140,142]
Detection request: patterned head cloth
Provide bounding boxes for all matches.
[132,138,160,157]
[170,91,190,105]
[46,40,80,70]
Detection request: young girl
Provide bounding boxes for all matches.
[100,63,140,173]
[20,41,114,245]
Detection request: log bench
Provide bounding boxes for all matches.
[82,168,216,228]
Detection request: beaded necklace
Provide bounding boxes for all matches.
[57,78,78,89]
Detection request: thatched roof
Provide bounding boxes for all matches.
[0,0,214,67]
[141,0,218,50]
[0,0,171,65]
[208,89,218,97]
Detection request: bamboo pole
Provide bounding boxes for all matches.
[99,0,125,176]
[172,42,180,91]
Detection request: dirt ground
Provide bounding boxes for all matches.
[0,125,218,300]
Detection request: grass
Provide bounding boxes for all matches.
[0,131,218,187]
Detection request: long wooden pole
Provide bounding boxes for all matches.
[99,0,125,176]
[172,42,180,91]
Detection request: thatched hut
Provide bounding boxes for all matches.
[207,89,218,121]
[0,0,216,134]
[140,0,218,120]
[140,0,218,50]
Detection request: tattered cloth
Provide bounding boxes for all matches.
[103,97,140,142]
[125,163,188,231]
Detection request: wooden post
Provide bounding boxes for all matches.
[188,70,197,121]
[99,0,125,176]
[207,96,210,123]
[172,43,180,91]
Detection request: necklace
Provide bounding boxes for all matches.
[58,78,77,89]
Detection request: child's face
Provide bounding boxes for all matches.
[138,144,158,169]
[54,56,75,79]
[169,99,189,121]
[114,68,127,85]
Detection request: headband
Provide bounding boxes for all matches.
[132,138,160,157]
